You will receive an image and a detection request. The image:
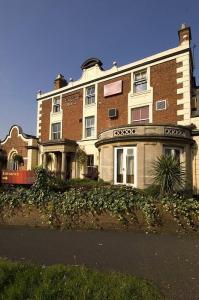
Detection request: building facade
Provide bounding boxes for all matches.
[1,24,199,193]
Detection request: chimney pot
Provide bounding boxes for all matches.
[54,74,67,89]
[178,24,192,46]
[181,23,187,30]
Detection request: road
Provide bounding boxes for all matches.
[0,226,199,299]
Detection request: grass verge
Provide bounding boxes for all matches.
[0,259,163,300]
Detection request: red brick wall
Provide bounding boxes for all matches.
[150,60,179,124]
[40,99,52,142]
[2,127,28,170]
[97,74,131,133]
[39,59,182,141]
[62,89,83,140]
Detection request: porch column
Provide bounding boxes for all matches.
[53,153,57,172]
[61,152,67,180]
[43,153,47,169]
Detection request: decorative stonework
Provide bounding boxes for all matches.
[176,52,191,125]
[37,101,42,138]
[113,128,136,137]
[164,127,186,137]
[96,124,191,146]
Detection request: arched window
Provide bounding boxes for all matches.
[8,151,19,170]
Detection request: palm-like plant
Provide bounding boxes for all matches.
[153,154,185,196]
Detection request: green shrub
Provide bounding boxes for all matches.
[0,167,199,231]
[142,185,160,198]
[0,259,162,300]
[13,154,24,165]
[65,178,110,189]
[30,167,58,205]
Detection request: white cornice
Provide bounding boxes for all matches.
[37,44,190,100]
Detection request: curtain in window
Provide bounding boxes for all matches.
[131,106,149,123]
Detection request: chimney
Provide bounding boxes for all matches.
[54,74,67,89]
[178,23,192,46]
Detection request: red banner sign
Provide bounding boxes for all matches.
[1,170,36,185]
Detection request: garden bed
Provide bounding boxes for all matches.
[0,168,199,233]
[0,199,198,233]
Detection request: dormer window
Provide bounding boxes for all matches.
[53,96,61,113]
[85,86,95,105]
[133,70,147,93]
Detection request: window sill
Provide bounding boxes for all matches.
[82,137,97,141]
[84,103,96,108]
[131,89,151,97]
[50,138,62,141]
[51,111,63,116]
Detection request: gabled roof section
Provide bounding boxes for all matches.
[1,125,37,145]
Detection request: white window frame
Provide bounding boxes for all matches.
[131,105,150,124]
[133,69,147,94]
[51,122,61,140]
[85,85,95,105]
[114,146,137,187]
[7,151,19,170]
[52,96,61,113]
[86,154,94,173]
[85,116,95,138]
[156,99,167,111]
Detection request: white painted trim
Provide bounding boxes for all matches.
[37,44,189,100]
[7,148,18,160]
[36,101,42,138]
[27,149,32,170]
[2,126,29,145]
[82,82,98,140]
[83,115,96,140]
[49,94,63,140]
[50,121,62,140]
[128,67,153,124]
[176,52,191,126]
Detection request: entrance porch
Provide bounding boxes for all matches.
[41,139,77,180]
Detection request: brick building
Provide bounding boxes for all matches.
[1,24,199,193]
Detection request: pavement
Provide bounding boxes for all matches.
[0,226,199,299]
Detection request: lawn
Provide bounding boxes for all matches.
[0,259,163,300]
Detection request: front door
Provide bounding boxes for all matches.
[114,147,137,186]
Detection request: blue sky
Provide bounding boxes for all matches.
[0,0,199,139]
